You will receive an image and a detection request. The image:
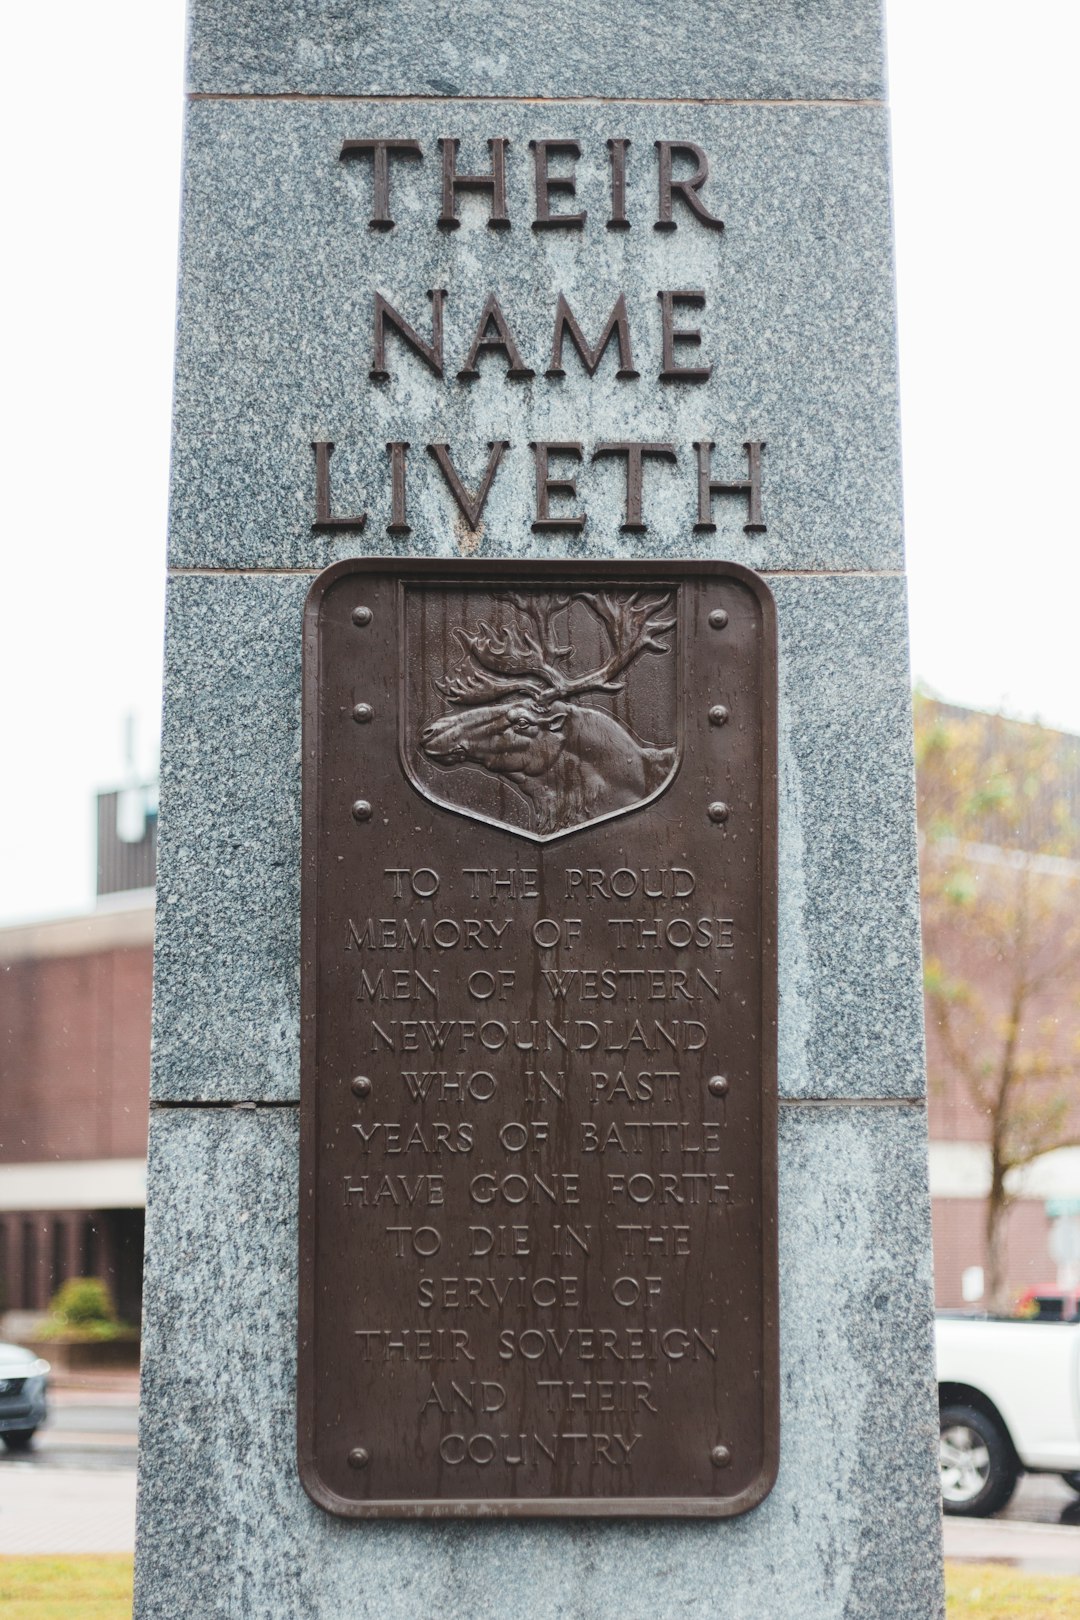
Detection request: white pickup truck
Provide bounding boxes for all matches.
[936,1310,1080,1515]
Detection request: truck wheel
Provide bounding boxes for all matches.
[939,1403,1019,1517]
[1,1429,37,1453]
[1061,1471,1080,1494]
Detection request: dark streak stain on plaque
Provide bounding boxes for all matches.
[298,558,778,1518]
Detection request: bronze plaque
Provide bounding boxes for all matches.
[299,559,778,1518]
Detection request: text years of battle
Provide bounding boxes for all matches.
[350,1119,727,1155]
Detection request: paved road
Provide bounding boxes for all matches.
[1001,1471,1080,1527]
[2,1389,138,1471]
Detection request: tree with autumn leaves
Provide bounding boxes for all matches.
[916,694,1080,1311]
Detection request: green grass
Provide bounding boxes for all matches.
[0,1556,133,1619]
[1,1554,1076,1617]
[946,1560,1080,1617]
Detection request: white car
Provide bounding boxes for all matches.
[0,1342,49,1452]
[936,1310,1080,1516]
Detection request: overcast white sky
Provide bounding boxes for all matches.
[0,1,1077,926]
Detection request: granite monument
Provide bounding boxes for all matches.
[135,0,945,1612]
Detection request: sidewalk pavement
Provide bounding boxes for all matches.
[48,1368,140,1399]
[943,1515,1080,1575]
[0,1465,136,1555]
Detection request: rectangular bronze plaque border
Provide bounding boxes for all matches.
[298,557,779,1520]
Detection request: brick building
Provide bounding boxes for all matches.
[0,785,155,1325]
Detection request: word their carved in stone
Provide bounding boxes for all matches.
[339,138,725,234]
[419,590,676,837]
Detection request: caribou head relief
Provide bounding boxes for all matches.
[406,588,680,840]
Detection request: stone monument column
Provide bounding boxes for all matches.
[135,2,945,1614]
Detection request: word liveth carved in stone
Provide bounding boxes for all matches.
[313,438,764,537]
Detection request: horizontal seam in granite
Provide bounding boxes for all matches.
[150,1098,300,1110]
[149,1095,926,1110]
[187,92,886,109]
[780,1097,925,1109]
[166,566,908,579]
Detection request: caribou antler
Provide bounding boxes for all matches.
[436,623,559,704]
[495,592,573,662]
[438,590,674,707]
[559,591,675,697]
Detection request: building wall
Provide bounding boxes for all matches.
[917,700,1080,1308]
[924,921,1080,1150]
[922,913,1080,1306]
[97,787,158,898]
[1,945,152,1164]
[931,1196,1053,1309]
[0,1208,145,1321]
[0,905,153,1315]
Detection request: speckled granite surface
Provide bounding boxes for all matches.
[186,0,886,101]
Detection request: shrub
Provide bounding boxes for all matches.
[35,1276,136,1342]
[48,1277,116,1327]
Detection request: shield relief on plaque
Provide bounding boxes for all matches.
[400,584,683,841]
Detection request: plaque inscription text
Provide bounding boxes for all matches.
[299,558,778,1516]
